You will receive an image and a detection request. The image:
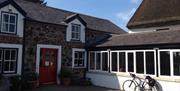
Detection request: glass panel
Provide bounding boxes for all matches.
[173,52,180,76]
[5,50,11,60]
[45,49,50,62]
[119,52,126,72]
[136,52,144,74]
[128,52,134,72]
[11,50,16,60]
[146,52,155,75]
[160,51,170,76]
[111,52,117,71]
[102,52,108,71]
[0,49,2,60]
[9,24,15,32]
[3,23,8,32]
[89,52,95,70]
[4,61,10,71]
[96,53,101,70]
[3,14,9,22]
[10,15,16,23]
[10,61,16,72]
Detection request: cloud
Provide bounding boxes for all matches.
[116,8,136,22]
[130,0,140,4]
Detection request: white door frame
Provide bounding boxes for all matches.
[36,44,62,84]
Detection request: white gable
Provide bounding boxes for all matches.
[66,19,86,43]
[0,4,25,37]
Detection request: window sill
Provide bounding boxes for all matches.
[73,67,86,69]
[0,33,19,37]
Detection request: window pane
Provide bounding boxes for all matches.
[136,52,144,74]
[10,61,16,72]
[5,50,11,60]
[111,52,117,71]
[11,50,16,60]
[173,52,180,76]
[160,51,170,76]
[10,15,16,23]
[4,61,10,71]
[119,52,126,72]
[9,24,15,32]
[96,53,101,70]
[0,49,2,60]
[3,14,9,22]
[128,53,134,72]
[3,24,8,32]
[89,52,95,70]
[146,52,155,74]
[102,52,108,71]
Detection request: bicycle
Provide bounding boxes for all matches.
[122,73,159,91]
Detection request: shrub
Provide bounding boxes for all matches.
[59,69,72,78]
[10,75,22,91]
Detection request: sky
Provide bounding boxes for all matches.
[45,0,142,31]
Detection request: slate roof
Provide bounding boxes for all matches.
[0,0,125,34]
[127,0,180,29]
[96,30,180,47]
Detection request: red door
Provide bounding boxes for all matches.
[39,48,58,85]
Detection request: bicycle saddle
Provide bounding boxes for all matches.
[130,73,136,78]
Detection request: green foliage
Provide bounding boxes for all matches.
[24,72,39,81]
[59,69,72,78]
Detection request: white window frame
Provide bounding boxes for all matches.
[72,48,86,68]
[158,49,180,79]
[71,24,81,40]
[110,50,156,77]
[88,51,109,73]
[1,12,17,34]
[3,49,17,73]
[0,49,2,73]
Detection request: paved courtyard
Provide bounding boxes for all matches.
[26,85,121,91]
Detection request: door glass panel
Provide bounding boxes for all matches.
[40,49,43,67]
[160,51,170,76]
[173,52,180,76]
[45,49,50,66]
[136,52,144,74]
[96,53,101,70]
[119,52,126,72]
[146,52,155,75]
[128,52,134,72]
[102,52,108,71]
[89,52,95,70]
[111,52,117,71]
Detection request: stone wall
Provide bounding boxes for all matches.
[24,20,110,78]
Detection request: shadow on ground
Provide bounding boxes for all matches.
[26,85,121,91]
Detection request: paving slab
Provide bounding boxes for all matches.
[26,85,121,91]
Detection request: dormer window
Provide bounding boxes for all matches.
[71,24,81,40]
[1,12,17,34]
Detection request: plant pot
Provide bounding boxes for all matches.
[28,80,39,88]
[62,78,71,86]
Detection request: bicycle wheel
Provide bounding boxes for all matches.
[122,80,137,91]
[143,83,158,91]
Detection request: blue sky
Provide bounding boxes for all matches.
[45,0,142,31]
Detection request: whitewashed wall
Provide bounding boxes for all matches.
[0,4,25,37]
[86,72,180,91]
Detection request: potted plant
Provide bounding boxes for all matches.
[10,75,22,91]
[25,72,39,88]
[59,68,72,86]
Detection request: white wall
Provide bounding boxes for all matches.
[66,19,85,43]
[129,24,180,33]
[87,72,180,91]
[0,4,24,37]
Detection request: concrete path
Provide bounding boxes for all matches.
[26,85,121,91]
